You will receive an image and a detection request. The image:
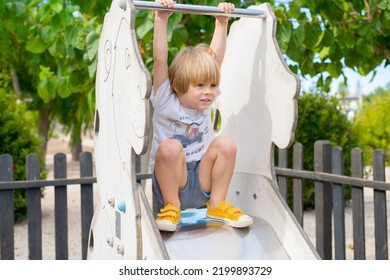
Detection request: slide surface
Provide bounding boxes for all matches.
[160,208,290,260]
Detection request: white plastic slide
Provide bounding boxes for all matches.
[87,0,320,260]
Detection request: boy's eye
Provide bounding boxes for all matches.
[197,83,204,87]
[211,83,217,88]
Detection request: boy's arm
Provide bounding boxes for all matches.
[210,2,235,67]
[153,0,174,95]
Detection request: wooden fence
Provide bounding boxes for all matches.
[276,140,389,260]
[0,152,95,260]
[0,140,389,260]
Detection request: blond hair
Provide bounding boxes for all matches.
[168,43,220,95]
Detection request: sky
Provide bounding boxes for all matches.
[331,62,390,96]
[300,62,390,96]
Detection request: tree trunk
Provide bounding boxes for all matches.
[70,121,82,161]
[71,142,82,162]
[38,107,51,168]
[12,72,24,100]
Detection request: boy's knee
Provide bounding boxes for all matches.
[156,139,184,161]
[214,136,237,157]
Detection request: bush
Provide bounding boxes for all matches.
[352,89,390,166]
[0,78,44,222]
[280,92,358,209]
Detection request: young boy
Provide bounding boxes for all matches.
[151,0,253,231]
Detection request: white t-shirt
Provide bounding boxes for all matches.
[149,79,216,167]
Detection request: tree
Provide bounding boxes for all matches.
[352,88,390,165]
[291,91,358,208]
[2,0,389,161]
[274,0,390,91]
[0,0,99,160]
[0,73,44,221]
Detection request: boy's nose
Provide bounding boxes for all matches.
[205,86,214,94]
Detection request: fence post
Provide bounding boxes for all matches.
[314,140,333,260]
[278,148,288,200]
[292,143,303,226]
[54,153,68,260]
[372,149,388,260]
[80,152,94,260]
[0,154,14,260]
[351,148,366,259]
[332,146,346,260]
[26,153,42,260]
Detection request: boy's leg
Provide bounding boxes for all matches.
[154,139,187,231]
[154,139,187,209]
[198,135,236,208]
[199,135,253,228]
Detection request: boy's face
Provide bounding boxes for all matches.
[178,82,218,111]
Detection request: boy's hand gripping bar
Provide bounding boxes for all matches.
[133,1,266,18]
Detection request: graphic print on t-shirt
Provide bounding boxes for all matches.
[168,112,208,150]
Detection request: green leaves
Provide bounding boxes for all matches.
[294,91,356,208]
[25,36,46,54]
[320,29,334,47]
[49,2,63,14]
[38,66,56,103]
[353,89,390,165]
[326,61,343,78]
[356,38,375,58]
[303,22,322,50]
[0,0,99,154]
[171,25,188,47]
[86,31,99,77]
[318,0,344,22]
[276,21,292,52]
[292,25,305,47]
[378,0,390,10]
[273,0,390,92]
[167,13,184,42]
[65,25,85,50]
[0,85,43,221]
[136,11,154,40]
[2,0,390,160]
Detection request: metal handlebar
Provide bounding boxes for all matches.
[133,1,266,18]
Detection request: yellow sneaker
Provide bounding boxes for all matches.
[156,203,181,232]
[205,201,253,228]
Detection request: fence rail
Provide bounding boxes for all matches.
[0,140,389,260]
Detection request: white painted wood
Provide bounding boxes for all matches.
[218,3,298,179]
[88,0,162,260]
[218,3,318,259]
